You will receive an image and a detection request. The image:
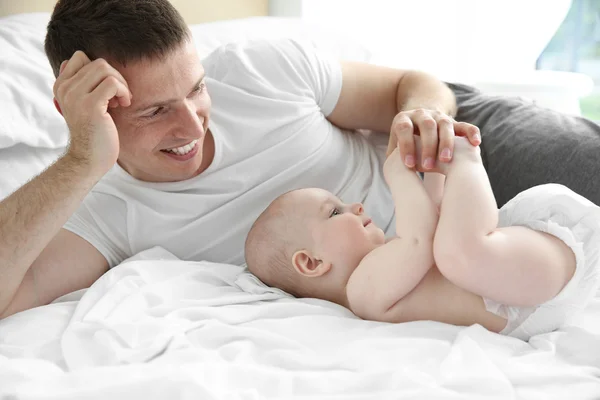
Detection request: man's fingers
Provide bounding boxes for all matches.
[59,51,91,81]
[90,76,131,110]
[53,51,92,97]
[67,59,130,101]
[75,59,130,95]
[392,116,415,167]
[454,121,481,145]
[52,61,70,111]
[415,112,438,170]
[437,116,454,162]
[57,57,132,112]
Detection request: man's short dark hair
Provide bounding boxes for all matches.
[44,0,190,77]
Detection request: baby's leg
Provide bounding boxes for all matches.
[433,140,575,307]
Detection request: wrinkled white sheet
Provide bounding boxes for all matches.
[1,247,599,399]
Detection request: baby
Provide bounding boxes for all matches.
[245,137,600,340]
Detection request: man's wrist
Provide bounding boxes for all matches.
[396,71,457,116]
[58,152,108,186]
[402,103,456,117]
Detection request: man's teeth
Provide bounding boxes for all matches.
[164,139,198,155]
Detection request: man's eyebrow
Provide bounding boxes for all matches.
[133,74,205,113]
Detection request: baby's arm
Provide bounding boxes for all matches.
[347,145,438,320]
[433,138,576,307]
[385,143,439,242]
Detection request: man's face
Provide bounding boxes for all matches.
[110,39,213,182]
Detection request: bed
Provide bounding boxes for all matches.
[1,2,600,399]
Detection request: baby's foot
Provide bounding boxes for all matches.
[436,136,481,175]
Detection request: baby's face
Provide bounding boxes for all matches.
[291,188,386,277]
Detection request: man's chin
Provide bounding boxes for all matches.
[125,161,201,183]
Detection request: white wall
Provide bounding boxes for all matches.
[270,0,573,82]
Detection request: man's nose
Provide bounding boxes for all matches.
[180,103,205,136]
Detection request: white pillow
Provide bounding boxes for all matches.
[0,13,371,150]
[0,13,67,149]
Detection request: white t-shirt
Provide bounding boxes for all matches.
[64,39,395,268]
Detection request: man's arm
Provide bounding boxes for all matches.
[346,149,438,319]
[0,51,132,318]
[327,61,480,170]
[327,62,457,132]
[1,229,108,318]
[0,155,109,317]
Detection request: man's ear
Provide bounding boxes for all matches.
[292,249,331,277]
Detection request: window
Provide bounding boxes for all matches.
[537,0,600,120]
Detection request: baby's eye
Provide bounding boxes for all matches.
[329,208,341,218]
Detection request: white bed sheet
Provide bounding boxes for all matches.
[1,247,599,399]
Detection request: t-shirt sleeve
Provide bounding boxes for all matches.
[63,193,130,268]
[203,38,343,117]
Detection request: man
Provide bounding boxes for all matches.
[0,0,598,319]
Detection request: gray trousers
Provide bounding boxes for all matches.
[447,82,600,207]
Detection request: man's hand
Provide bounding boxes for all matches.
[53,51,132,176]
[384,134,425,181]
[386,108,481,172]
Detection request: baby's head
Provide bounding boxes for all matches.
[245,188,386,306]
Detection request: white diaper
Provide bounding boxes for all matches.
[482,184,600,341]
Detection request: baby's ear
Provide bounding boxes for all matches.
[292,250,330,277]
